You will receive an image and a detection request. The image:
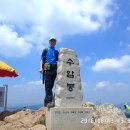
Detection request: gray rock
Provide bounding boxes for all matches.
[55,48,83,107]
[59,48,77,56]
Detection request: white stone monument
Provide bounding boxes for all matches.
[46,48,92,130]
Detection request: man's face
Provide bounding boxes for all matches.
[49,40,56,47]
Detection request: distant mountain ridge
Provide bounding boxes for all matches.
[0,104,43,112]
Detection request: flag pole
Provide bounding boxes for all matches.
[3,84,8,111]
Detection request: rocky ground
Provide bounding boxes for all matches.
[0,107,47,130]
[0,103,130,130]
[83,102,130,130]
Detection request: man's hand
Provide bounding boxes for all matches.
[40,68,43,74]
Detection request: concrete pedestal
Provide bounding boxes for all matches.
[46,107,92,130]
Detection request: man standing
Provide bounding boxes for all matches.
[40,37,59,107]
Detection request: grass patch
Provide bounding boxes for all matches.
[38,115,46,126]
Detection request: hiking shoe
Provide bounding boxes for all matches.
[47,102,55,108]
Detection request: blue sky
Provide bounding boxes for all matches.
[0,0,130,107]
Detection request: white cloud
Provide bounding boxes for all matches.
[21,78,25,82]
[95,81,128,89]
[8,80,44,106]
[79,56,91,65]
[127,26,130,31]
[0,25,32,58]
[0,0,116,57]
[119,41,123,47]
[27,80,42,86]
[96,81,110,89]
[128,44,130,49]
[92,55,130,72]
[119,41,130,49]
[13,80,43,89]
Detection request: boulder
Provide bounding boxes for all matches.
[92,103,130,130]
[4,110,32,123]
[83,102,96,108]
[0,107,46,130]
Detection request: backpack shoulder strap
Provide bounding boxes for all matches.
[41,48,48,62]
[42,48,48,56]
[54,50,59,61]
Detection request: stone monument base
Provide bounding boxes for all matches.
[46,107,93,130]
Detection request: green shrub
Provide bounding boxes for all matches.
[38,115,46,126]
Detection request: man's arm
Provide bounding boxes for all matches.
[40,48,47,73]
[40,60,44,73]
